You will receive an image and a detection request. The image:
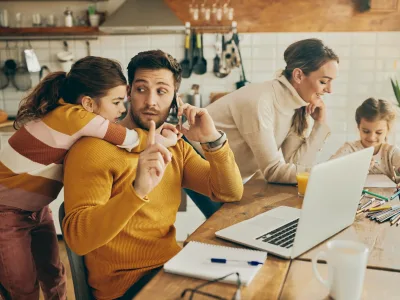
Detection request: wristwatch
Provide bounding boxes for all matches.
[200,130,227,150]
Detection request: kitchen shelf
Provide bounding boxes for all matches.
[0,0,107,2]
[0,26,101,37]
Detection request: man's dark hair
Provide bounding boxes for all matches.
[127,50,183,91]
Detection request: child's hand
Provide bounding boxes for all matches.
[160,123,180,136]
[154,123,182,148]
[154,123,182,147]
[155,131,181,148]
[369,158,376,170]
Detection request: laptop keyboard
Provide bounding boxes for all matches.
[255,219,299,248]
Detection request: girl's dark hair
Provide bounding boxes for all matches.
[355,98,396,131]
[14,56,127,129]
[282,38,339,136]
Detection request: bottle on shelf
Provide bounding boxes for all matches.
[188,84,202,107]
[64,7,73,27]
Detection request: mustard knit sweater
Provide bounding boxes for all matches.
[62,137,243,299]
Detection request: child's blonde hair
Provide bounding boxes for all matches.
[355,98,397,131]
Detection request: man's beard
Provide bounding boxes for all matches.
[130,108,169,130]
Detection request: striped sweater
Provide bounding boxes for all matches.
[0,99,147,211]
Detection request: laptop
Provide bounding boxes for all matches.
[216,147,374,259]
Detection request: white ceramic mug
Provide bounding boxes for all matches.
[312,240,369,300]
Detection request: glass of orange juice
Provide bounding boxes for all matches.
[296,164,312,197]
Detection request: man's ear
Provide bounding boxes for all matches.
[292,68,304,84]
[81,96,95,112]
[127,85,132,96]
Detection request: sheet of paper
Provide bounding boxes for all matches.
[365,174,396,188]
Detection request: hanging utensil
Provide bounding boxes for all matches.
[39,65,51,81]
[0,64,8,90]
[213,34,221,75]
[232,31,250,89]
[11,43,32,92]
[57,41,74,72]
[230,39,241,68]
[24,41,41,73]
[0,42,12,90]
[3,41,17,79]
[191,31,199,72]
[86,40,91,56]
[224,40,235,69]
[180,30,192,78]
[193,33,207,75]
[217,35,230,78]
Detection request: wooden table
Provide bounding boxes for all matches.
[135,173,400,299]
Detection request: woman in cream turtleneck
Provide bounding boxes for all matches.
[190,38,339,185]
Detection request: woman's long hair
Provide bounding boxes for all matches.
[282,39,339,137]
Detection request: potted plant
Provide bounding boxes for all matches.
[88,5,100,27]
[390,77,400,107]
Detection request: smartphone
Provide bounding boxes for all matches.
[169,93,182,129]
[172,93,178,112]
[174,93,183,129]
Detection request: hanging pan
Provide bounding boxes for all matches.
[0,42,17,90]
[11,43,32,92]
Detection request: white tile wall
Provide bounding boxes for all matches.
[1,31,400,240]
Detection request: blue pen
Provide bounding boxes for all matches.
[211,258,263,266]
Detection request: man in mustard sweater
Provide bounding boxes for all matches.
[62,50,243,299]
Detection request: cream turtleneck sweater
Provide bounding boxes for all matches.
[191,73,331,184]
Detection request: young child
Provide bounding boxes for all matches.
[0,56,180,300]
[331,97,400,180]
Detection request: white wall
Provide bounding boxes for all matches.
[1,31,399,239]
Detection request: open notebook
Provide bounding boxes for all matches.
[164,241,267,286]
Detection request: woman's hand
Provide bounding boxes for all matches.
[307,100,326,123]
[369,158,376,170]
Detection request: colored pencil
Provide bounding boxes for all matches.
[362,190,388,201]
